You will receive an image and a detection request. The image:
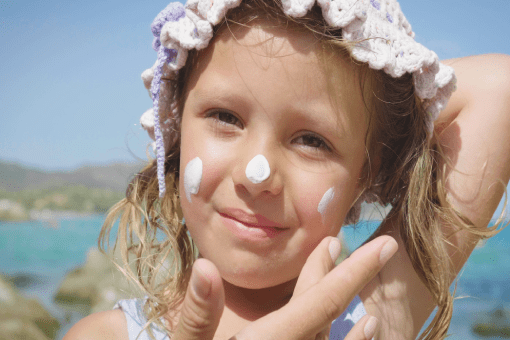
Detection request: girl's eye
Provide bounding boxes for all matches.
[293,134,332,153]
[207,110,243,129]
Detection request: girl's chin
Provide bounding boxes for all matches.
[217,263,299,290]
[223,275,282,290]
[196,249,306,289]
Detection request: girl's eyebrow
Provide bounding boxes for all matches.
[192,76,255,105]
[192,86,253,112]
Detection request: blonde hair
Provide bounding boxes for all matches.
[100,0,506,339]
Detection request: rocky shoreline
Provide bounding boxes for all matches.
[0,273,60,340]
[53,248,134,316]
[472,307,510,337]
[0,246,135,340]
[0,199,100,223]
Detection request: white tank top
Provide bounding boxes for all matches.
[114,295,367,340]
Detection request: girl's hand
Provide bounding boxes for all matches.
[173,235,397,340]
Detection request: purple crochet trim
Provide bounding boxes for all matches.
[370,0,381,10]
[150,3,186,198]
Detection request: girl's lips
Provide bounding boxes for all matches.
[220,208,284,228]
[220,214,287,240]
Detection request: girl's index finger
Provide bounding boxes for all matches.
[292,236,341,299]
[302,236,397,328]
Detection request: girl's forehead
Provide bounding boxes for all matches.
[187,24,369,141]
[219,21,321,57]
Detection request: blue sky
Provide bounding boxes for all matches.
[1,0,509,172]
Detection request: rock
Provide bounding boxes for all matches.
[0,273,59,340]
[0,199,28,221]
[5,273,43,289]
[54,247,135,315]
[0,319,50,340]
[472,307,510,337]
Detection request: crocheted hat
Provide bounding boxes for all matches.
[140,0,457,222]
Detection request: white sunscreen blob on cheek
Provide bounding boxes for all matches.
[245,154,271,184]
[318,187,335,221]
[184,157,203,203]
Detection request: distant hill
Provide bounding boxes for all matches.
[0,161,145,193]
[0,160,149,220]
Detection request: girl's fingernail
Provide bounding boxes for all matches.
[379,239,397,265]
[191,264,211,298]
[364,316,378,339]
[329,237,342,262]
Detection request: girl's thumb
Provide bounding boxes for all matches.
[173,258,225,340]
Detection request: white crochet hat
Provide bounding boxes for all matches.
[140,0,457,216]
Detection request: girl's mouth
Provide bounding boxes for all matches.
[219,212,288,240]
[220,208,284,227]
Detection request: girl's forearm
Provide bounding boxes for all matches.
[436,53,510,276]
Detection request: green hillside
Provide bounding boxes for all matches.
[0,161,145,221]
[0,161,143,192]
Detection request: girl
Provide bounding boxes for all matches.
[65,0,510,339]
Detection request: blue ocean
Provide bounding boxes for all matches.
[1,216,509,339]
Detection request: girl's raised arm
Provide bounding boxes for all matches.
[434,53,510,276]
[361,53,510,340]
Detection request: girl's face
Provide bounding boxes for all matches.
[179,25,368,289]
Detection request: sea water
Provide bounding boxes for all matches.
[1,216,509,339]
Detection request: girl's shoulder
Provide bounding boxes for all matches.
[63,309,129,340]
[64,299,170,340]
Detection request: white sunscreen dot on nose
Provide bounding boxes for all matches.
[245,154,271,184]
[184,157,203,203]
[318,187,335,220]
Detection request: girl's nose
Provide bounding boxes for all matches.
[232,154,283,197]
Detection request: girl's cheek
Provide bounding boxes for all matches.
[184,140,234,201]
[292,174,333,222]
[293,171,349,234]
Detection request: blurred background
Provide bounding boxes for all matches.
[1,0,509,339]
